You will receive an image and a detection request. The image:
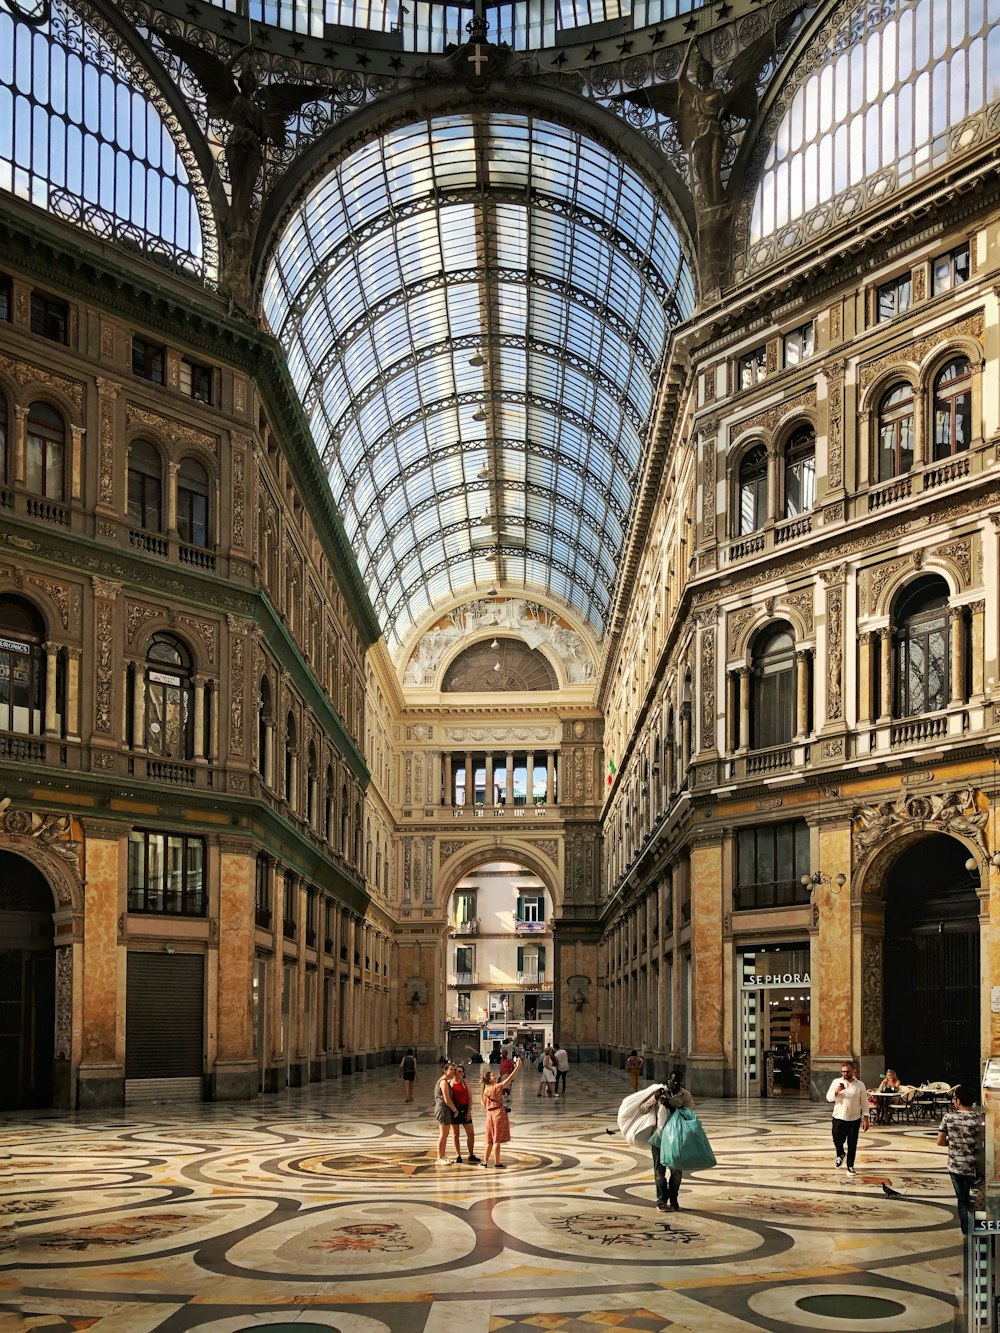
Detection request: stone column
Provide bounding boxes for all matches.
[485,753,495,807]
[810,821,854,1096]
[857,632,874,726]
[506,751,515,806]
[465,752,473,806]
[65,647,81,740]
[546,751,555,805]
[738,668,750,752]
[444,752,452,805]
[193,676,207,761]
[264,719,276,789]
[13,404,27,483]
[878,628,892,721]
[795,650,810,738]
[215,840,257,1099]
[950,606,966,706]
[689,837,726,1095]
[44,644,59,736]
[131,663,145,751]
[971,601,986,698]
[725,672,737,752]
[77,821,125,1107]
[527,751,535,804]
[70,425,85,502]
[166,460,180,536]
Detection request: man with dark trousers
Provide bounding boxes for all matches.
[826,1059,870,1174]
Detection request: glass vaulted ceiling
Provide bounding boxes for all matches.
[263,113,695,657]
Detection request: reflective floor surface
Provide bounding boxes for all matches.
[2,1064,962,1332]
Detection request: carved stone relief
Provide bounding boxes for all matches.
[861,933,883,1056]
[936,537,973,588]
[728,386,816,444]
[701,431,717,539]
[126,600,166,648]
[782,587,815,637]
[853,787,989,859]
[229,630,246,757]
[858,311,985,393]
[92,579,119,735]
[825,584,843,721]
[231,445,247,549]
[700,625,716,747]
[0,352,84,412]
[440,839,474,862]
[728,605,760,657]
[125,403,217,453]
[825,364,845,490]
[55,946,72,1060]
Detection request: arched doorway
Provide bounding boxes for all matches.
[883,835,980,1091]
[0,850,55,1109]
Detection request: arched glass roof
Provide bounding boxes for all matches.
[263,112,694,656]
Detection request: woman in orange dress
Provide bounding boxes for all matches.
[480,1056,522,1167]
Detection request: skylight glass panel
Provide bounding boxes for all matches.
[264,111,694,652]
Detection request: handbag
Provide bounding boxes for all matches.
[659,1106,717,1171]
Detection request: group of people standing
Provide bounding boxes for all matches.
[827,1059,984,1233]
[537,1043,569,1097]
[431,1057,524,1167]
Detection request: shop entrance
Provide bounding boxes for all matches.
[0,851,55,1110]
[739,943,810,1098]
[883,834,980,1092]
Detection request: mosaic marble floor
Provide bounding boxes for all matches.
[1,1065,964,1332]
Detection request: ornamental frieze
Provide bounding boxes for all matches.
[728,386,816,445]
[858,311,985,393]
[125,403,217,452]
[0,352,83,411]
[853,786,989,859]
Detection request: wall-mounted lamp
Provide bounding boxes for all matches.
[966,853,1000,872]
[801,870,847,893]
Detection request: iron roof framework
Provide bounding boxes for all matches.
[263,111,695,657]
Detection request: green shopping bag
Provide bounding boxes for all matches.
[659,1107,717,1171]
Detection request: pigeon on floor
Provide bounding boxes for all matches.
[882,1182,904,1199]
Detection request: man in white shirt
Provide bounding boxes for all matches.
[826,1059,870,1174]
[554,1044,570,1096]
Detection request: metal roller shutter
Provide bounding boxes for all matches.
[125,951,204,1080]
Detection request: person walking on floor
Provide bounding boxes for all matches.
[937,1083,984,1234]
[448,1064,480,1163]
[626,1049,644,1092]
[433,1063,458,1165]
[826,1059,870,1174]
[400,1048,417,1103]
[641,1069,693,1211]
[481,1056,522,1166]
[541,1046,558,1097]
[554,1043,570,1096]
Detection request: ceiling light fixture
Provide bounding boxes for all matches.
[491,639,499,650]
[472,408,486,422]
[469,353,485,367]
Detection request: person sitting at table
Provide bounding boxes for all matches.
[878,1069,902,1093]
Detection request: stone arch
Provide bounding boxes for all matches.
[872,563,958,621]
[0,813,84,916]
[917,337,985,387]
[0,581,61,644]
[858,365,919,417]
[438,840,561,916]
[20,383,84,429]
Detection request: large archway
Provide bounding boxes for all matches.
[883,834,980,1092]
[0,850,55,1109]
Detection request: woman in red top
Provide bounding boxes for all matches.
[480,1057,522,1167]
[449,1066,480,1163]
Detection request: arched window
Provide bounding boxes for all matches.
[751,624,795,749]
[341,784,350,856]
[284,711,296,806]
[738,445,768,535]
[25,402,65,500]
[145,633,193,759]
[127,440,162,532]
[783,427,815,517]
[894,576,950,718]
[932,358,972,460]
[0,595,46,735]
[0,396,8,486]
[877,383,914,481]
[177,457,210,548]
[354,801,362,866]
[257,677,271,782]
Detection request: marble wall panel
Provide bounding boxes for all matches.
[82,836,120,1063]
[690,841,724,1056]
[218,851,254,1061]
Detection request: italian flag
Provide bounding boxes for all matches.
[607,758,616,786]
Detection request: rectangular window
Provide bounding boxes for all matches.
[783,323,814,366]
[132,336,165,384]
[735,822,811,910]
[455,945,473,982]
[0,276,10,323]
[30,291,68,344]
[516,893,544,923]
[180,358,213,404]
[455,890,476,926]
[254,856,271,927]
[737,345,767,389]
[457,991,471,1019]
[932,244,970,294]
[127,830,205,915]
[877,274,912,322]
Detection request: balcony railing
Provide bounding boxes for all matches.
[729,531,766,561]
[516,970,544,985]
[774,513,812,544]
[25,495,70,526]
[451,971,476,986]
[178,541,217,571]
[923,453,970,490]
[146,759,196,785]
[0,733,45,762]
[451,917,479,935]
[868,474,912,511]
[745,744,794,775]
[890,714,949,747]
[129,527,169,557]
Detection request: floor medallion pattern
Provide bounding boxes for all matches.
[1,1067,962,1331]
